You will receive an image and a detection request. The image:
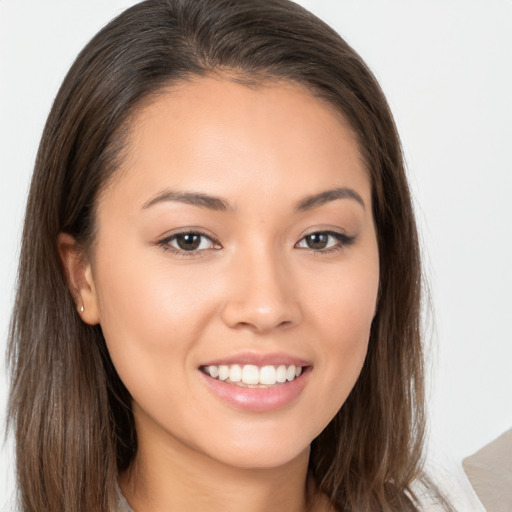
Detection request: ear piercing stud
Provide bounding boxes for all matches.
[80,305,85,313]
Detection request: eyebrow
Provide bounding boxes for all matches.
[295,187,365,211]
[142,189,232,212]
[142,186,365,212]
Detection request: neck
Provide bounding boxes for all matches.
[119,418,312,512]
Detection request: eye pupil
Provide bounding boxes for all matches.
[176,234,201,251]
[306,233,328,249]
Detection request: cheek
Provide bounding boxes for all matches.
[92,258,216,433]
[91,247,215,385]
[303,254,378,414]
[94,241,216,335]
[307,251,378,341]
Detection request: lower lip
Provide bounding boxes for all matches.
[200,368,311,412]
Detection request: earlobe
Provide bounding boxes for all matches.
[57,233,100,325]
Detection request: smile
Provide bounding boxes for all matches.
[199,360,311,412]
[201,364,303,387]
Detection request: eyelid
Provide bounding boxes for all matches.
[155,227,222,256]
[295,228,356,252]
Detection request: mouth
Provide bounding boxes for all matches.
[198,352,312,411]
[198,356,311,412]
[200,364,304,388]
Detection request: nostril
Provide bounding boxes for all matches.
[230,318,296,334]
[220,287,303,333]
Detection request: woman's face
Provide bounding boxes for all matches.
[85,77,379,470]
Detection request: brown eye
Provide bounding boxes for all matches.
[161,232,218,253]
[174,234,202,251]
[304,233,329,250]
[296,231,355,252]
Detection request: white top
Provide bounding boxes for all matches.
[116,487,134,512]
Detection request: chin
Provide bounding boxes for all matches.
[204,440,311,471]
[188,420,316,471]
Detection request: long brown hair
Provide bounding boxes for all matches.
[8,1,448,510]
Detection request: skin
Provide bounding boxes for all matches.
[60,77,380,512]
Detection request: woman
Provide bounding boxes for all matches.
[7,0,450,510]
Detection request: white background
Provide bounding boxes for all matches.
[1,1,511,510]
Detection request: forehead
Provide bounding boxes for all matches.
[101,76,370,210]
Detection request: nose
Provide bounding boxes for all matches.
[220,247,303,334]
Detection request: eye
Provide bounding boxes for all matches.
[295,231,354,252]
[158,231,220,253]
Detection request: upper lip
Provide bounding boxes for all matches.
[200,352,311,368]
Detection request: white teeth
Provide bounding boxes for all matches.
[228,364,242,382]
[203,363,304,386]
[276,365,287,383]
[241,365,259,385]
[259,365,276,385]
[218,365,229,381]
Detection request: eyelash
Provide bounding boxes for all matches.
[156,230,220,258]
[295,231,356,253]
[156,229,355,257]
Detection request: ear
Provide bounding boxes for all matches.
[57,233,100,325]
